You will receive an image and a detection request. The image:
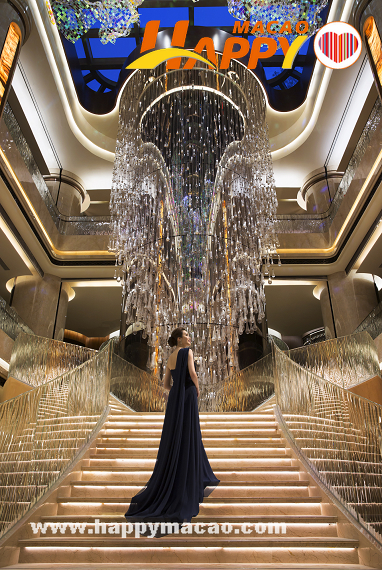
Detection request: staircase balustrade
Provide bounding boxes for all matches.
[273,343,382,548]
[0,340,113,542]
[8,332,97,388]
[286,331,380,389]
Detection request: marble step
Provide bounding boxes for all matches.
[32,519,338,538]
[40,514,337,524]
[106,413,275,419]
[71,479,309,487]
[81,465,300,474]
[58,495,321,503]
[99,429,281,438]
[3,562,375,570]
[87,459,294,470]
[285,418,361,430]
[295,436,370,446]
[17,537,360,565]
[57,500,322,516]
[96,439,284,448]
[69,485,310,499]
[79,469,302,483]
[91,450,291,458]
[104,415,277,429]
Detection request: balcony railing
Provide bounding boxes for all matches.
[0,296,33,341]
[354,299,382,340]
[2,94,381,237]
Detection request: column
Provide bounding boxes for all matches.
[299,168,344,214]
[315,271,378,338]
[353,0,382,100]
[9,274,74,340]
[44,170,90,216]
[0,0,31,119]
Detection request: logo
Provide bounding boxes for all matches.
[314,22,362,69]
[126,20,309,71]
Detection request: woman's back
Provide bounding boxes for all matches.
[124,347,219,526]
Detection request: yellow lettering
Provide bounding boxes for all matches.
[281,35,309,68]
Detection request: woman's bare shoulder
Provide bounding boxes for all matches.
[167,350,177,368]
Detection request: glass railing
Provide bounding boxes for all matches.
[199,353,274,412]
[269,334,289,350]
[354,299,382,340]
[3,94,381,238]
[275,97,382,235]
[286,331,380,389]
[0,339,113,541]
[0,296,34,341]
[2,103,110,236]
[110,353,166,412]
[110,351,274,413]
[8,332,97,387]
[273,343,382,547]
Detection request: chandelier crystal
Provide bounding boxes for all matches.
[227,0,328,38]
[109,60,278,386]
[50,0,142,44]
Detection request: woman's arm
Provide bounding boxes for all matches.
[163,366,172,391]
[188,349,200,397]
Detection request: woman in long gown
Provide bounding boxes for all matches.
[124,327,220,527]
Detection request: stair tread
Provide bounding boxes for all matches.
[18,536,358,547]
[89,453,291,458]
[57,496,322,503]
[40,514,338,522]
[81,466,300,472]
[2,562,375,570]
[70,480,309,486]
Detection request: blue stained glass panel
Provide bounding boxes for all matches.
[138,8,189,28]
[89,37,136,58]
[194,7,237,27]
[99,69,120,82]
[87,79,101,91]
[75,40,86,59]
[283,76,298,88]
[264,67,283,79]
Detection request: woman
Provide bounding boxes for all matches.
[124,327,219,528]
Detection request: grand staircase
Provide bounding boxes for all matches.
[1,396,372,569]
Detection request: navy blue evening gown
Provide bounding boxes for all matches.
[124,347,219,524]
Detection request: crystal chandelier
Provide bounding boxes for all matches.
[227,0,328,38]
[50,0,142,44]
[109,60,278,385]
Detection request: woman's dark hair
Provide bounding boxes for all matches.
[168,327,186,348]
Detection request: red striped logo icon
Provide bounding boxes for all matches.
[314,22,362,69]
[318,32,359,63]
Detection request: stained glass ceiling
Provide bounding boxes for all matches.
[60,0,330,114]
